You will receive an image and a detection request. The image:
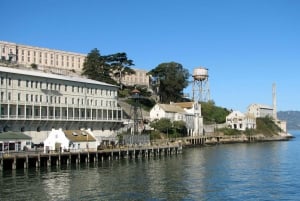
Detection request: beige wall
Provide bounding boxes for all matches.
[121,68,149,87]
[1,40,149,88]
[0,41,86,73]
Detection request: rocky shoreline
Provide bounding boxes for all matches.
[181,133,295,147]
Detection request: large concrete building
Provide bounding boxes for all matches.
[0,66,123,144]
[247,104,274,118]
[121,68,150,88]
[0,41,86,75]
[0,40,150,88]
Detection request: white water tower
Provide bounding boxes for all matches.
[192,67,210,102]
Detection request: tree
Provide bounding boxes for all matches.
[150,118,173,134]
[173,120,187,137]
[201,100,230,124]
[104,52,135,89]
[148,62,189,103]
[82,48,117,85]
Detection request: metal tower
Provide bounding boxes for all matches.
[192,67,210,102]
[128,89,144,135]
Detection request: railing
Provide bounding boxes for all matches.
[0,114,123,121]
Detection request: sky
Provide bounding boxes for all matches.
[1,0,299,112]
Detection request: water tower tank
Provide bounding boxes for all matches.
[193,67,208,81]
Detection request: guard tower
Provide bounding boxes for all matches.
[128,88,144,135]
[192,67,210,102]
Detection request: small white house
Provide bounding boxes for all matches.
[44,129,69,153]
[226,111,256,131]
[44,128,97,153]
[0,131,32,152]
[150,103,187,122]
[149,102,204,136]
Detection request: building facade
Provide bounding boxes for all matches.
[226,110,256,131]
[0,66,123,143]
[0,41,150,88]
[121,68,150,88]
[248,104,274,118]
[149,102,203,136]
[0,41,86,74]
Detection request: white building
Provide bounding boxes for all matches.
[248,104,273,118]
[226,110,256,131]
[43,128,97,153]
[0,66,123,144]
[149,102,203,136]
[0,131,32,152]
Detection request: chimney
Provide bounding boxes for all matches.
[272,83,277,120]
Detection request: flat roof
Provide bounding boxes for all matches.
[0,131,32,140]
[0,66,118,88]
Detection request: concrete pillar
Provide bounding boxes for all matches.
[47,156,51,167]
[37,154,40,168]
[0,159,3,171]
[78,153,81,164]
[86,153,89,163]
[12,157,16,170]
[95,154,98,163]
[24,155,28,169]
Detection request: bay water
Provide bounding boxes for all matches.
[1,130,299,201]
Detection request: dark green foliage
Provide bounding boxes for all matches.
[104,52,135,88]
[201,100,230,124]
[82,48,116,84]
[82,49,135,86]
[173,120,187,137]
[220,127,242,135]
[150,118,187,138]
[150,130,162,140]
[150,118,173,134]
[148,62,189,103]
[31,63,38,69]
[125,97,156,111]
[256,117,281,136]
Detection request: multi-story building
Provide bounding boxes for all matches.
[226,110,256,131]
[0,66,123,144]
[0,41,150,88]
[121,68,150,88]
[0,40,86,74]
[248,104,273,118]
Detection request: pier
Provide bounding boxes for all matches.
[0,144,182,171]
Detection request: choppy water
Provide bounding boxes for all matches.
[1,131,299,201]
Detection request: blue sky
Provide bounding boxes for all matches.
[1,0,299,112]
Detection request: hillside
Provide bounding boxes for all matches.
[277,111,300,130]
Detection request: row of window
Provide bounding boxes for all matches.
[1,45,84,68]
[20,56,79,68]
[0,91,117,107]
[20,50,80,62]
[0,77,117,96]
